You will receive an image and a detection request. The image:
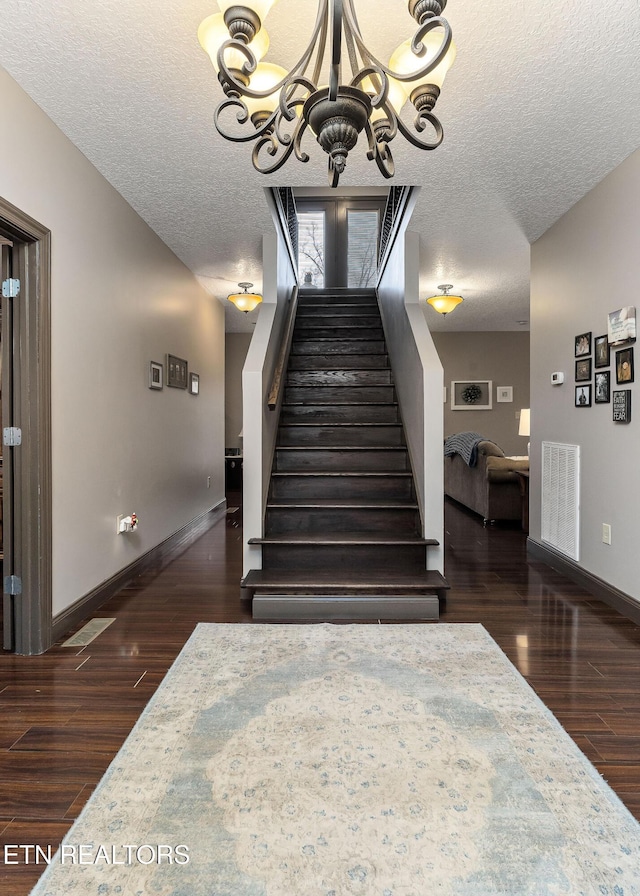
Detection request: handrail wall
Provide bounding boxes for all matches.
[377,211,444,573]
[267,287,299,411]
[242,222,297,576]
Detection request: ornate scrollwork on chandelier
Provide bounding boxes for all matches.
[199,0,456,186]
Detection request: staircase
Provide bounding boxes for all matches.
[241,288,449,621]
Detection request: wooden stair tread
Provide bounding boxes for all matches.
[283,401,398,407]
[279,422,402,427]
[266,502,418,509]
[276,445,405,451]
[248,534,439,546]
[242,568,449,591]
[271,471,413,477]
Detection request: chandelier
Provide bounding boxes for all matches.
[198,0,456,186]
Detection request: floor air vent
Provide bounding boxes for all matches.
[62,617,115,647]
[541,441,580,561]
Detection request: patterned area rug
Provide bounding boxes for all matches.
[31,623,640,895]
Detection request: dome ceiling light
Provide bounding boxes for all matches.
[198,0,456,186]
[426,283,463,315]
[228,281,263,312]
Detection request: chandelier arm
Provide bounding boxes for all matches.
[252,130,297,174]
[252,118,312,175]
[342,7,453,86]
[395,110,444,150]
[329,0,344,101]
[373,140,395,179]
[350,64,389,109]
[311,9,329,86]
[278,76,317,122]
[214,97,261,143]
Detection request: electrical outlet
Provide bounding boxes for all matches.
[602,523,612,545]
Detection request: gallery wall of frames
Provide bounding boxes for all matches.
[573,306,634,423]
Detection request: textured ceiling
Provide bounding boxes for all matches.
[1,0,640,333]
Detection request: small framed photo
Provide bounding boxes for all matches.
[575,332,591,357]
[167,354,188,389]
[575,358,592,382]
[149,360,163,390]
[189,372,200,395]
[616,347,634,384]
[496,386,513,403]
[594,370,610,403]
[575,384,591,407]
[594,334,610,368]
[613,389,631,423]
[451,380,493,410]
[608,306,636,346]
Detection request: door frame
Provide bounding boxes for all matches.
[0,196,52,655]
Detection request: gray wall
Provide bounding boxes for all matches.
[531,147,640,603]
[0,67,225,618]
[225,333,252,453]
[432,332,530,456]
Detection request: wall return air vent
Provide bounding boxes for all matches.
[541,442,580,561]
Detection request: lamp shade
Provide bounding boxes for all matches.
[518,408,531,437]
[426,285,463,315]
[361,75,408,122]
[198,13,269,73]
[228,282,262,313]
[426,293,463,315]
[244,63,288,118]
[389,30,457,91]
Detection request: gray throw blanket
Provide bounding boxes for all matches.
[444,432,489,467]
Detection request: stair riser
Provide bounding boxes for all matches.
[295,308,381,321]
[286,370,392,386]
[288,354,390,370]
[285,385,396,404]
[262,543,427,573]
[275,449,409,472]
[281,404,399,423]
[294,326,384,340]
[265,507,420,535]
[291,340,386,355]
[298,295,377,307]
[277,425,404,447]
[270,475,414,502]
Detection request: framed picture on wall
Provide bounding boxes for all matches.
[451,380,493,410]
[613,389,632,422]
[167,354,188,389]
[594,370,610,403]
[608,306,636,345]
[594,334,610,368]
[148,360,163,390]
[575,384,591,407]
[496,386,513,402]
[616,347,634,384]
[189,372,200,395]
[575,358,592,382]
[574,332,591,357]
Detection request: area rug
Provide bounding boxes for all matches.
[31,623,640,895]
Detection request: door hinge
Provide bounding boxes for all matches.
[3,426,22,446]
[4,575,22,596]
[2,278,20,298]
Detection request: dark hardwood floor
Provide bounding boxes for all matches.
[2,493,640,893]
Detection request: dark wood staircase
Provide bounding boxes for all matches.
[241,288,449,621]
